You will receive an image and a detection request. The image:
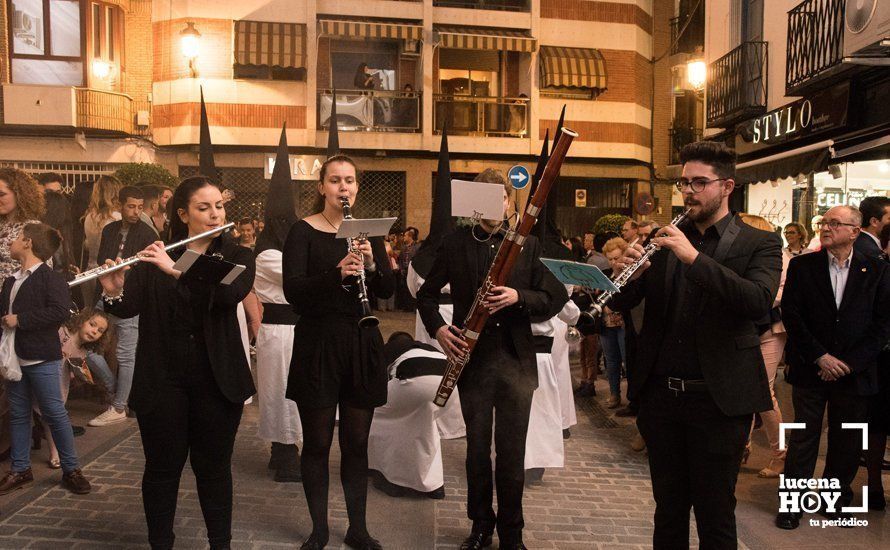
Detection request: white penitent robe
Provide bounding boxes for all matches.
[553,297,580,430]
[524,316,566,470]
[254,249,302,445]
[368,347,459,492]
[407,262,466,440]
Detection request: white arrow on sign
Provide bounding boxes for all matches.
[510,172,527,184]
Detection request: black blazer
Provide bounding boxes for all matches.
[0,263,72,362]
[417,227,567,390]
[854,231,883,261]
[97,219,159,266]
[610,214,783,416]
[103,237,256,413]
[781,248,890,396]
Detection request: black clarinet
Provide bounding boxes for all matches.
[340,198,379,328]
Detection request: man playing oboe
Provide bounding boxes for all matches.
[417,169,566,550]
[611,142,782,549]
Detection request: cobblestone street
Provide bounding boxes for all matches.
[0,313,888,549]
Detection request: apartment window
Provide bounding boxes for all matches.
[9,0,84,85]
[8,0,123,88]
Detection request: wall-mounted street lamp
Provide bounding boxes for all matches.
[91,59,112,80]
[180,21,201,77]
[686,59,706,92]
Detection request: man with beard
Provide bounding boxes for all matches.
[610,141,782,549]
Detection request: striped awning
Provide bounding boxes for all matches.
[539,46,607,91]
[436,26,536,53]
[318,19,423,41]
[234,21,306,69]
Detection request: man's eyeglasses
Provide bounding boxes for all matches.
[817,220,858,230]
[675,178,727,193]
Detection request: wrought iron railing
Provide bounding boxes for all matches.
[318,89,421,133]
[706,41,768,128]
[669,126,703,164]
[786,0,845,95]
[433,0,530,12]
[434,95,529,137]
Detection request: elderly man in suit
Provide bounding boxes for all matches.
[613,141,782,549]
[775,205,890,529]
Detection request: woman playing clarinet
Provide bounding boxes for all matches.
[98,176,256,550]
[282,155,394,550]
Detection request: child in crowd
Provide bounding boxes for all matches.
[39,309,117,468]
[0,222,92,495]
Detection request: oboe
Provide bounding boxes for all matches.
[340,197,379,328]
[579,210,690,321]
[69,222,235,288]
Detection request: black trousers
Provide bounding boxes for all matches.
[784,384,868,507]
[457,333,534,545]
[137,336,244,550]
[636,382,750,550]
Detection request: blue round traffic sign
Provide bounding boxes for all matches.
[508,165,530,190]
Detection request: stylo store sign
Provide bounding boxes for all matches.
[777,422,870,528]
[735,82,850,156]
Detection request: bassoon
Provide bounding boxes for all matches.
[433,127,578,407]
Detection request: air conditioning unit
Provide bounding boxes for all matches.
[843,0,890,58]
[401,39,421,57]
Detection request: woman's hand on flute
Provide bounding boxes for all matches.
[98,259,127,296]
[138,241,181,279]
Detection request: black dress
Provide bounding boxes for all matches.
[282,220,394,409]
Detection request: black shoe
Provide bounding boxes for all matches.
[300,531,328,550]
[71,425,85,437]
[62,469,92,495]
[343,528,382,550]
[774,512,800,530]
[562,428,571,440]
[868,491,886,511]
[525,468,544,485]
[614,406,637,418]
[459,531,493,550]
[426,486,445,499]
[273,444,302,482]
[268,442,286,470]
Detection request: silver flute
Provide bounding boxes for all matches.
[340,197,379,328]
[579,209,690,322]
[68,222,235,288]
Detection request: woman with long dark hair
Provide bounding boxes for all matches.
[283,155,394,550]
[98,176,256,550]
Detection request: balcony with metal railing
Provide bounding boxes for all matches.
[669,126,703,165]
[785,0,846,96]
[318,89,421,133]
[433,95,528,137]
[706,41,768,129]
[433,0,530,12]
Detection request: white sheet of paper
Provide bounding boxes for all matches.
[540,259,620,293]
[451,180,505,220]
[336,217,398,240]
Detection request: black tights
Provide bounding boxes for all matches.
[298,404,375,540]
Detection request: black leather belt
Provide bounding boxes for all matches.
[261,303,299,325]
[533,335,554,354]
[395,357,447,380]
[654,376,709,394]
[438,294,453,306]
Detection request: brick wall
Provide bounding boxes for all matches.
[597,50,652,108]
[539,119,650,146]
[153,18,233,82]
[541,0,652,32]
[154,103,307,130]
[123,0,152,103]
[651,0,673,225]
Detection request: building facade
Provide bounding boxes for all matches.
[0,0,678,237]
[698,0,890,231]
